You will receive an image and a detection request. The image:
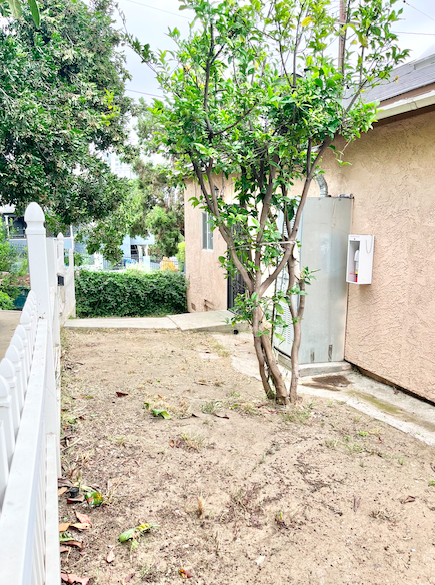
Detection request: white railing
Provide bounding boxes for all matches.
[0,202,72,584]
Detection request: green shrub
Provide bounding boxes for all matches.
[75,269,187,318]
[0,291,14,310]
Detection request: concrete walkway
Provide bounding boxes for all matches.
[65,316,178,330]
[64,310,241,333]
[0,310,21,360]
[213,332,435,447]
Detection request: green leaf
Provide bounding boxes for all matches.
[152,409,171,419]
[27,0,40,27]
[9,0,22,18]
[301,16,312,27]
[119,528,136,542]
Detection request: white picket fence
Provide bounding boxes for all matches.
[0,203,75,584]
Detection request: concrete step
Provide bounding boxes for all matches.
[277,351,352,377]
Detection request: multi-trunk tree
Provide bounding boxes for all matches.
[133,0,408,404]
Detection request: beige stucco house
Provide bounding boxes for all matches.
[184,47,435,403]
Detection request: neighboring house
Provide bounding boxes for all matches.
[184,46,435,402]
[120,234,155,265]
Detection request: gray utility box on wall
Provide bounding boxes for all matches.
[274,196,352,365]
[346,234,374,284]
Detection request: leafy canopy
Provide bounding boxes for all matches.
[0,0,135,229]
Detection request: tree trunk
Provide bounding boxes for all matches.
[252,306,288,404]
[289,318,301,403]
[252,306,275,399]
[261,333,288,404]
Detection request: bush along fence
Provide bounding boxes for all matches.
[75,269,187,318]
[0,203,75,584]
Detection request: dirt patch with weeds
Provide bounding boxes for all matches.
[59,328,435,585]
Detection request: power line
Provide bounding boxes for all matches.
[393,30,435,36]
[402,0,435,23]
[126,88,164,98]
[123,0,190,20]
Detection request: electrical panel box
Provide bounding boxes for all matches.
[346,235,374,284]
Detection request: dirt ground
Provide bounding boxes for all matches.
[59,328,435,585]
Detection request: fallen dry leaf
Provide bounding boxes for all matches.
[214,413,229,419]
[123,573,135,584]
[401,495,416,504]
[116,391,129,397]
[179,568,194,579]
[61,573,90,585]
[73,395,86,400]
[59,522,71,532]
[170,440,175,448]
[61,540,84,549]
[60,546,70,553]
[76,511,92,526]
[58,487,68,497]
[67,495,85,504]
[106,549,115,563]
[71,523,90,531]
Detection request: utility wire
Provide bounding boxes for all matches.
[126,88,164,98]
[394,30,435,35]
[123,0,190,20]
[402,0,435,23]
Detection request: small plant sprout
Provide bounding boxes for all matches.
[201,401,221,415]
[358,430,369,437]
[429,480,435,487]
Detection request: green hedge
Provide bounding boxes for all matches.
[75,270,187,318]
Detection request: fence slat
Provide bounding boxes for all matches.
[0,360,21,435]
[0,376,15,466]
[15,324,31,382]
[0,320,48,583]
[45,434,60,584]
[0,421,9,508]
[5,344,25,412]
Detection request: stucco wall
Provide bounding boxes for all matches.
[184,177,235,312]
[322,110,435,401]
[184,175,320,313]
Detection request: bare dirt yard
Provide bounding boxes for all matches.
[59,328,435,585]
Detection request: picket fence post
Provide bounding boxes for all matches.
[24,203,61,475]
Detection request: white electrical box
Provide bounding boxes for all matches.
[346,235,374,284]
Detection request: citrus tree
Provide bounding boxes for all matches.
[133,0,408,404]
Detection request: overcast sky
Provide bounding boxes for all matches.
[115,0,435,104]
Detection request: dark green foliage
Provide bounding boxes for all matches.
[0,0,135,229]
[75,270,187,318]
[0,223,27,305]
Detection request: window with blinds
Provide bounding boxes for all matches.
[202,211,214,251]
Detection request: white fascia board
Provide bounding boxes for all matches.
[376,89,435,121]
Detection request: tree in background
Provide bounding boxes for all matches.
[81,104,185,262]
[0,0,135,231]
[132,102,184,255]
[133,0,408,404]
